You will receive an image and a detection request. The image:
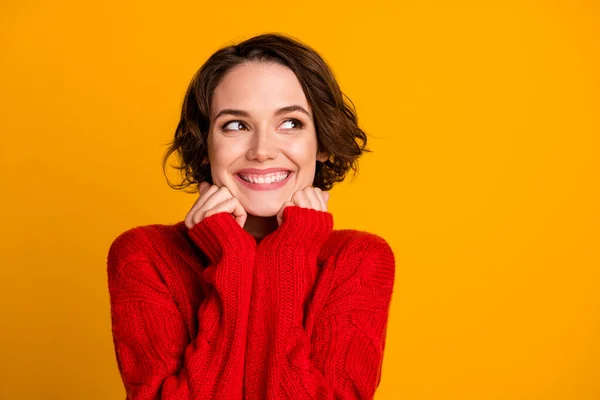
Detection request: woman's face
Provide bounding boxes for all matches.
[206,61,328,217]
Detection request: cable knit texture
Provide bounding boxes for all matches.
[107,205,396,399]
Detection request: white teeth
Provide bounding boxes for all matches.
[239,172,289,184]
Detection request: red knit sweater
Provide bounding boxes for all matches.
[107,205,396,399]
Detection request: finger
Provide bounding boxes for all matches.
[185,184,220,227]
[304,187,323,210]
[186,183,219,228]
[231,198,248,228]
[322,191,330,211]
[191,184,219,213]
[191,207,206,226]
[292,190,311,208]
[201,186,233,213]
[198,181,210,196]
[204,197,247,228]
[312,187,327,211]
[318,189,329,212]
[186,184,208,224]
[193,182,212,213]
[277,200,295,226]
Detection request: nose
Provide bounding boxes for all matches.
[246,127,278,162]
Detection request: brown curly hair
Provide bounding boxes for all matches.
[162,32,371,193]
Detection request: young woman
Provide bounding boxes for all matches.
[107,33,396,399]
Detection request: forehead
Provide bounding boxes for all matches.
[211,62,311,117]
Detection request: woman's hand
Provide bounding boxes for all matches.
[276,187,330,226]
[185,181,248,229]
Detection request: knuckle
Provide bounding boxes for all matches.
[216,186,230,196]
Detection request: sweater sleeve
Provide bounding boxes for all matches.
[248,205,396,400]
[107,212,256,399]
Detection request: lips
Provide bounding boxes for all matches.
[235,167,292,175]
[234,170,294,191]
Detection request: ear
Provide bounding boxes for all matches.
[317,151,329,163]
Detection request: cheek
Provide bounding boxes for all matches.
[209,140,239,166]
[284,137,318,165]
[208,139,248,185]
[284,144,318,185]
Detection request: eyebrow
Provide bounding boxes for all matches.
[213,105,311,121]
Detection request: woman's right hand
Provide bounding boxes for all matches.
[184,181,248,229]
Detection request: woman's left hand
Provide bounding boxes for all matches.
[276,187,330,226]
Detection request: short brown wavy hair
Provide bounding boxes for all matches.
[162,32,370,193]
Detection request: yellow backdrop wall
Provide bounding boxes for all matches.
[1,1,599,398]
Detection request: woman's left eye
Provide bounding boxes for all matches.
[281,119,304,130]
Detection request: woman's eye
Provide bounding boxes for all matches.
[222,121,247,131]
[281,119,304,130]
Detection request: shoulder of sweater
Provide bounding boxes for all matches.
[106,221,203,306]
[107,220,191,266]
[321,229,395,267]
[322,229,396,287]
[326,228,392,253]
[106,221,208,292]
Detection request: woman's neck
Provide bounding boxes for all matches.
[243,213,279,242]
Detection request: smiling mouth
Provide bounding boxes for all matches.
[234,171,293,191]
[237,171,291,184]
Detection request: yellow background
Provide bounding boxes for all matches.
[1,1,599,399]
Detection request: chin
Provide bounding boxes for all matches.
[243,203,281,217]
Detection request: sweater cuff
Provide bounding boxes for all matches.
[187,212,256,264]
[275,206,334,252]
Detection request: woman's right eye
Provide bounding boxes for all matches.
[222,121,247,131]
